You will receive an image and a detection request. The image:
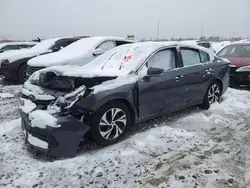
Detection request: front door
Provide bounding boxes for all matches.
[138,48,186,119]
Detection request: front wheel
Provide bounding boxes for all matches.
[200,81,222,109]
[91,101,131,146]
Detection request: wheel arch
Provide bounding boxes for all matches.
[96,98,137,126]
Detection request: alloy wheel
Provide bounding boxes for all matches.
[208,84,220,104]
[99,108,127,140]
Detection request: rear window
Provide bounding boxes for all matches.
[218,45,250,57]
[197,42,211,49]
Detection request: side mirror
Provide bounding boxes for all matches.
[93,48,104,56]
[51,47,60,52]
[147,67,164,77]
[0,50,3,53]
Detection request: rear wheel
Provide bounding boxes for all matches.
[91,101,131,146]
[201,81,222,109]
[17,64,27,84]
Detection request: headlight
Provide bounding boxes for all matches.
[236,66,250,72]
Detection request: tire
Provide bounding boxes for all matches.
[91,101,131,146]
[200,81,222,109]
[17,64,27,84]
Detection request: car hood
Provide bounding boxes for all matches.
[224,56,250,67]
[32,65,127,79]
[28,50,93,67]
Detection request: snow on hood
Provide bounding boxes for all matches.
[0,38,62,63]
[27,37,132,67]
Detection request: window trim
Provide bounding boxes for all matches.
[135,46,178,75]
[180,47,204,67]
[199,50,210,63]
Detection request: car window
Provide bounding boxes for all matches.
[97,41,116,51]
[197,42,211,49]
[147,49,176,71]
[200,50,210,63]
[217,45,250,57]
[1,45,20,51]
[115,40,134,46]
[181,48,201,67]
[51,40,71,49]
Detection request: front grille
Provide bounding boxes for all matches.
[26,66,46,79]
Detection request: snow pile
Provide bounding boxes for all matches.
[29,110,61,129]
[0,84,22,123]
[0,92,14,99]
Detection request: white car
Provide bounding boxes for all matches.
[26,37,135,78]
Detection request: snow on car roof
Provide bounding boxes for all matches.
[0,42,37,49]
[31,41,212,80]
[27,36,135,67]
[30,37,63,51]
[0,38,63,63]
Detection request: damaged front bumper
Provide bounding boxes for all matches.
[19,109,90,157]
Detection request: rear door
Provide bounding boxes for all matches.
[138,47,187,118]
[179,47,213,105]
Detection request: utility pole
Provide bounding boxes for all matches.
[156,20,160,41]
[201,26,204,37]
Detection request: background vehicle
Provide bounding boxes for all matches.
[182,40,214,53]
[26,37,135,79]
[0,37,78,83]
[217,42,250,87]
[0,42,36,53]
[19,41,230,157]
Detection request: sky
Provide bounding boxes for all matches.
[0,0,250,40]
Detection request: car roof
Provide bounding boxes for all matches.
[228,42,250,46]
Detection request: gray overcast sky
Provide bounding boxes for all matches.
[0,0,250,40]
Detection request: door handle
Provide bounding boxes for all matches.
[175,75,183,80]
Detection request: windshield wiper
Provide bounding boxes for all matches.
[101,52,118,70]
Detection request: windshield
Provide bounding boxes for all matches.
[30,38,61,51]
[218,45,250,57]
[84,43,157,74]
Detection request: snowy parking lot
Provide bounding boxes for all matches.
[1,79,250,188]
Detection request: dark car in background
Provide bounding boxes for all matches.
[0,37,78,83]
[19,42,230,157]
[217,42,250,87]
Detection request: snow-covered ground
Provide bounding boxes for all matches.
[1,79,250,188]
